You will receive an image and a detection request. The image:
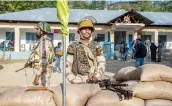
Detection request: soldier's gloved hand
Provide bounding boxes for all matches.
[25,62,32,68]
[86,77,98,83]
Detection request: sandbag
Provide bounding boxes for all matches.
[114,67,140,82]
[133,81,172,100]
[52,84,101,106]
[86,90,120,106]
[121,80,139,91]
[0,86,19,94]
[118,97,144,106]
[0,87,56,106]
[137,64,172,82]
[146,99,172,106]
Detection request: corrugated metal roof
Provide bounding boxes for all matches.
[0,8,172,25]
[139,11,172,25]
[0,8,126,24]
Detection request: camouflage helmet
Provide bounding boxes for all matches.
[35,22,51,33]
[77,17,96,34]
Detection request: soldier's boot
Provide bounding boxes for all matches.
[33,75,41,86]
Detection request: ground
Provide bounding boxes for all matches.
[0,58,171,88]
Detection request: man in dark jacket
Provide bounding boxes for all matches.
[135,38,147,67]
[150,42,157,62]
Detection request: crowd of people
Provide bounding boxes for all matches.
[118,37,164,67]
[0,40,14,51]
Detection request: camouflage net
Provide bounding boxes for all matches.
[162,49,172,62]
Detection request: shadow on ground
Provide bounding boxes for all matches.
[106,60,135,74]
[0,65,4,70]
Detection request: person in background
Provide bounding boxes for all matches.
[124,43,129,61]
[135,38,147,67]
[145,37,151,57]
[119,43,125,61]
[150,42,157,62]
[157,41,163,62]
[132,40,136,59]
[25,22,56,87]
[54,42,63,73]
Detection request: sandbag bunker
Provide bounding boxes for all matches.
[0,63,172,106]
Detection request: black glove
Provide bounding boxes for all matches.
[25,62,32,68]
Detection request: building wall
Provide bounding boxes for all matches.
[94,30,109,42]
[0,28,14,42]
[159,32,172,49]
[68,29,109,43]
[20,28,63,51]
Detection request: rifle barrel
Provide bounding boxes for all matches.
[15,67,25,72]
[111,83,128,86]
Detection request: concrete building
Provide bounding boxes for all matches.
[0,8,172,59]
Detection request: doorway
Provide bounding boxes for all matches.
[128,34,133,51]
[114,31,126,50]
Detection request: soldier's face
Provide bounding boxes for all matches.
[79,27,92,39]
[35,28,43,38]
[35,28,41,36]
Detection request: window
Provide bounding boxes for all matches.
[159,35,167,43]
[141,35,151,44]
[48,33,54,41]
[6,32,14,40]
[96,34,105,42]
[26,32,37,43]
[69,33,75,42]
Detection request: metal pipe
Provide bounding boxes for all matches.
[62,36,66,106]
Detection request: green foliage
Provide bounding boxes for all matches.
[108,1,172,12]
[0,1,172,14]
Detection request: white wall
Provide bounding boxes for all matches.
[68,29,109,42]
[20,28,63,46]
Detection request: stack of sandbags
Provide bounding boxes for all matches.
[0,87,56,106]
[145,99,172,106]
[51,84,101,106]
[133,64,172,106]
[112,64,172,106]
[112,66,140,91]
[110,66,144,106]
[86,66,143,106]
[113,66,141,82]
[0,86,19,94]
[86,90,144,106]
[114,64,172,106]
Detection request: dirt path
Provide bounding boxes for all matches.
[0,59,171,87]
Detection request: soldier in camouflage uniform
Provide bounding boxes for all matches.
[66,18,106,84]
[26,22,56,87]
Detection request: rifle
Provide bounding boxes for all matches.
[15,62,33,73]
[87,79,133,101]
[15,49,37,73]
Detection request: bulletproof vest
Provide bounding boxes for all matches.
[31,36,54,65]
[67,41,100,76]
